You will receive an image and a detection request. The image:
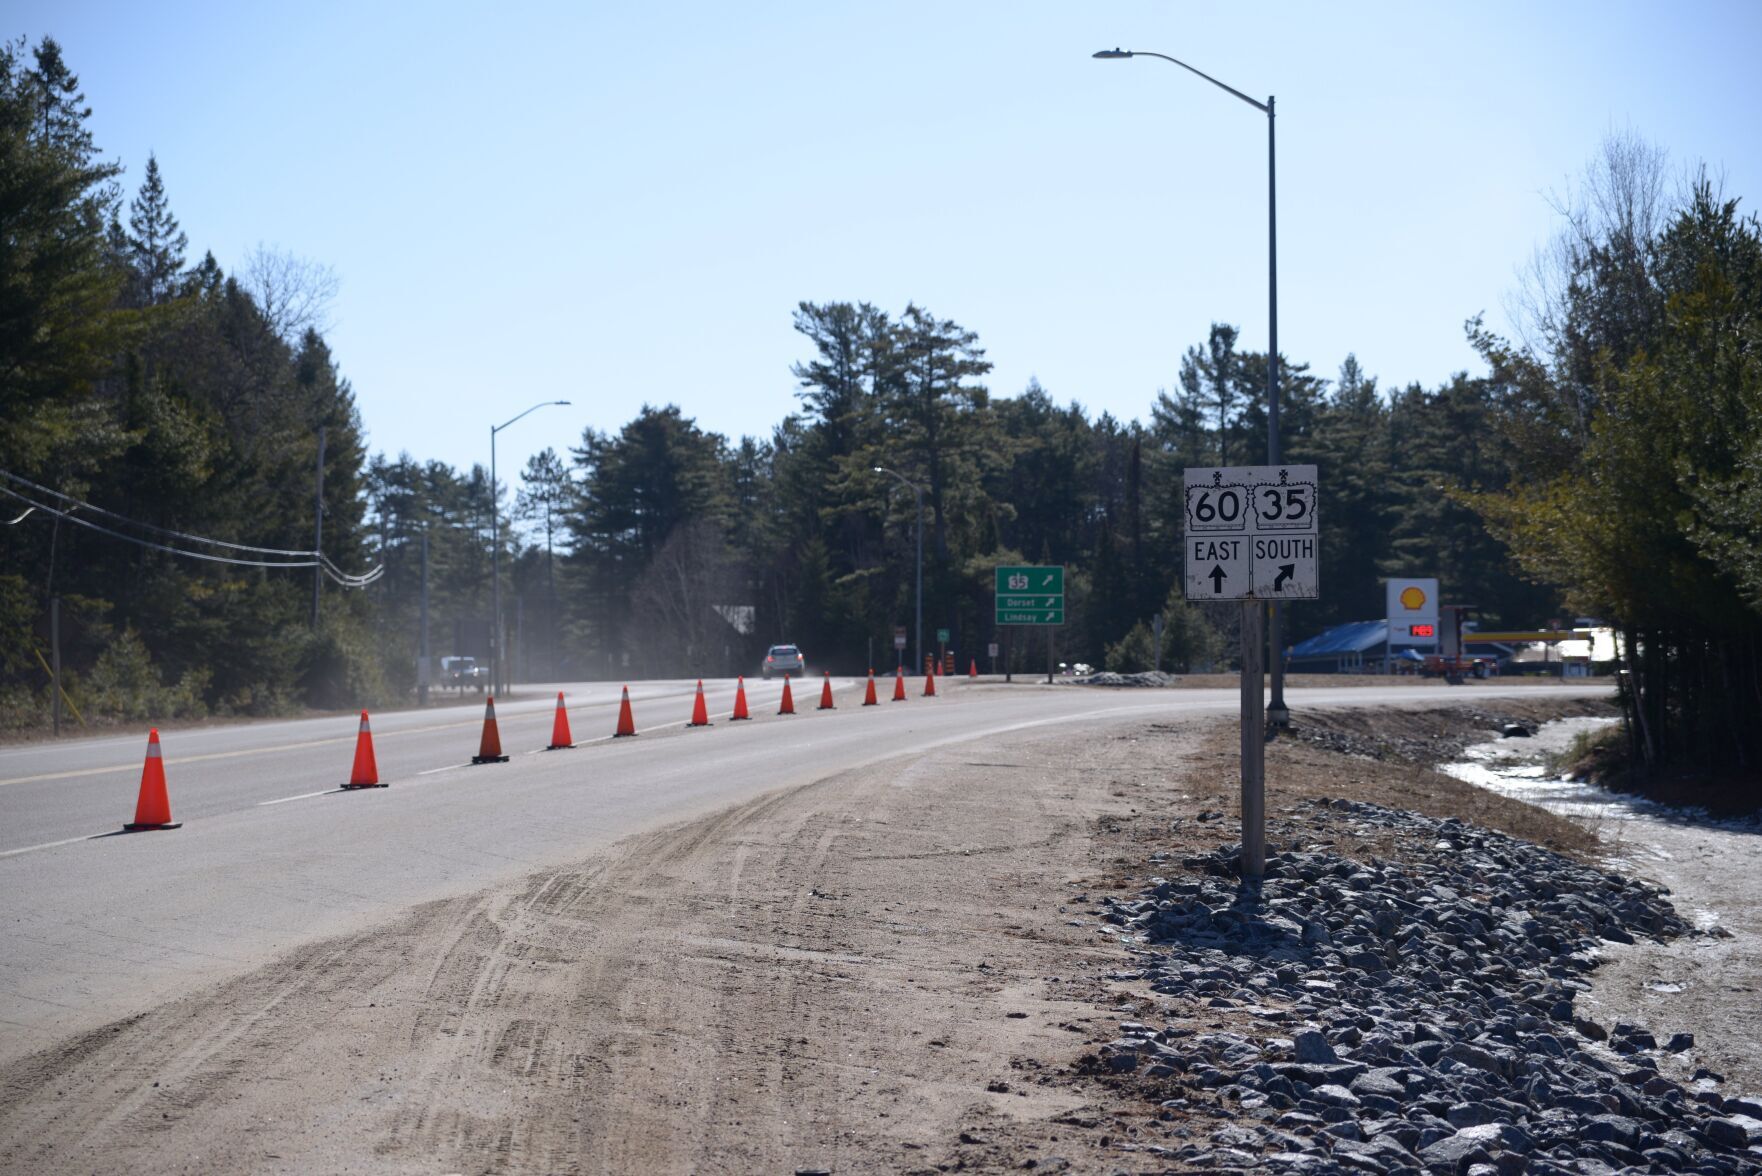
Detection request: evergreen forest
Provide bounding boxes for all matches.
[4,40,1759,798]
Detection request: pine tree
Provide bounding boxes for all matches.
[125,153,187,305]
[24,37,96,161]
[0,37,126,474]
[1177,323,1242,465]
[515,447,570,610]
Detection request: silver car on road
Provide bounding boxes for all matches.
[762,644,805,679]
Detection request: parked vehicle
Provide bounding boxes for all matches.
[440,655,488,693]
[762,644,805,679]
[1420,653,1495,684]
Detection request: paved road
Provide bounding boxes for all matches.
[0,678,1609,1065]
[0,677,744,852]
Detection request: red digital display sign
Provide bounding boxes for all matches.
[1409,624,1436,638]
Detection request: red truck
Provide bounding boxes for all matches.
[1420,653,1495,684]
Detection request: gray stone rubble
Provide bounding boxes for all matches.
[1082,798,1762,1173]
[1067,671,1183,688]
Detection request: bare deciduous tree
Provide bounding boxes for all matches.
[630,518,747,676]
[242,244,340,342]
[1505,130,1671,440]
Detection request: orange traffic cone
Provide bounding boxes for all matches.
[472,696,510,763]
[690,680,711,727]
[731,676,751,721]
[923,669,937,697]
[343,710,384,788]
[614,686,638,737]
[547,692,575,750]
[863,670,878,706]
[969,659,978,679]
[123,728,182,831]
[778,677,796,715]
[818,671,835,710]
[892,669,907,702]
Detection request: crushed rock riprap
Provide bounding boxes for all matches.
[1078,799,1762,1174]
[1065,670,1184,688]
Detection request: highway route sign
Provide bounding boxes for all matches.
[994,565,1065,625]
[1183,465,1319,601]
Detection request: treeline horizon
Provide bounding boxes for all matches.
[6,37,1758,804]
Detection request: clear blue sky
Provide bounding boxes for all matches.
[15,1,1762,483]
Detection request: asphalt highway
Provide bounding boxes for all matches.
[0,677,1610,1066]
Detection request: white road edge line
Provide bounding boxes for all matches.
[258,788,345,806]
[0,833,104,860]
[579,718,691,745]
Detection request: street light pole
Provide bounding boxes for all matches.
[1091,47,1286,725]
[491,399,571,697]
[874,467,924,676]
[1265,94,1287,727]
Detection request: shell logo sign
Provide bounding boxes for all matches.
[1386,578,1440,646]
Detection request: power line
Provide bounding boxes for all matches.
[0,479,382,587]
[0,469,315,557]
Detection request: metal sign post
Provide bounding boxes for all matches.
[1239,600,1265,882]
[1182,465,1320,889]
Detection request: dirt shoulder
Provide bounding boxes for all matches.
[0,693,1619,1173]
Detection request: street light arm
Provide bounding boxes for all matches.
[872,465,923,496]
[1092,48,1268,113]
[493,399,572,436]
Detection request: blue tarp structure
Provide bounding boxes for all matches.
[1289,620,1387,661]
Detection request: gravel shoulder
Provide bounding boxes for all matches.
[9,688,1747,1174]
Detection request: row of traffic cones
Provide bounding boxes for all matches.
[119,666,959,832]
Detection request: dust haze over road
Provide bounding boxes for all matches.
[0,677,1611,1170]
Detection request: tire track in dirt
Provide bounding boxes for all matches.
[0,721,1185,1173]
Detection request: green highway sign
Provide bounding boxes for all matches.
[997,608,1065,625]
[994,565,1065,626]
[995,566,1064,595]
[936,627,950,643]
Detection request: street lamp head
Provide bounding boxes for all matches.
[1092,48,1132,59]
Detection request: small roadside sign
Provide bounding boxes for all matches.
[987,641,999,658]
[1183,466,1319,601]
[994,566,1065,626]
[893,626,907,651]
[936,627,950,643]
